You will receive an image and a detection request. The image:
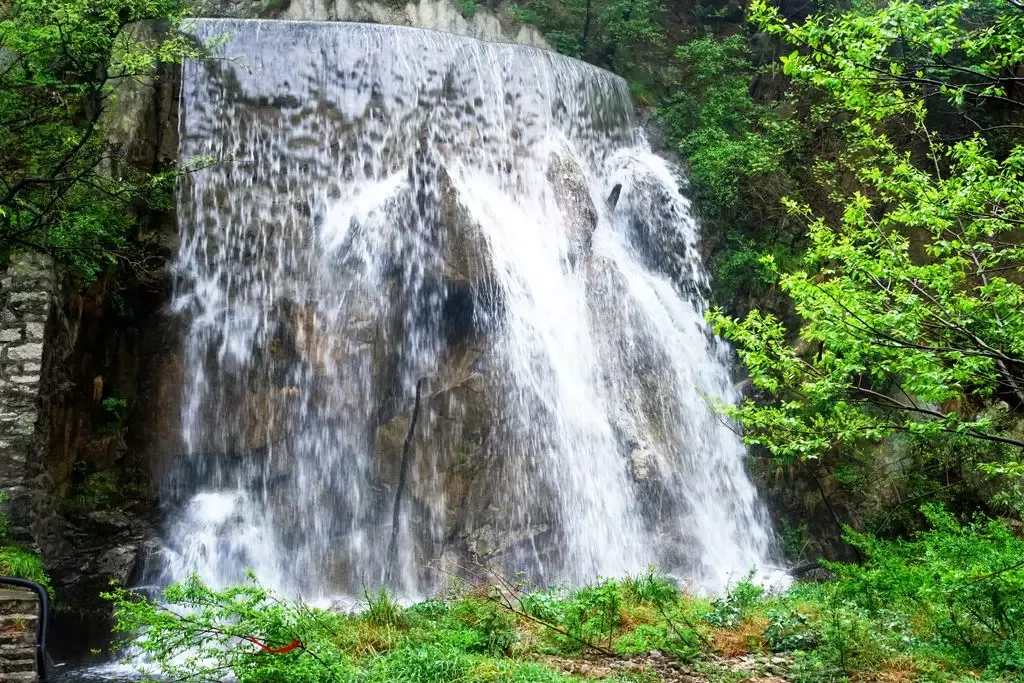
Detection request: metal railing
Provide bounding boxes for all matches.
[0,576,49,682]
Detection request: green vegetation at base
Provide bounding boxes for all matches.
[110,544,1023,682]
[0,494,51,592]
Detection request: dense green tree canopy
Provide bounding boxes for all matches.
[0,0,195,279]
[710,0,1024,463]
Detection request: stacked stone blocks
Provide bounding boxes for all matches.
[0,253,56,542]
[0,588,38,683]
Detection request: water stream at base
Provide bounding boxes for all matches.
[158,18,779,602]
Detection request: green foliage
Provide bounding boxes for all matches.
[613,623,670,656]
[710,0,1024,464]
[507,0,665,75]
[366,643,475,682]
[101,396,128,420]
[108,575,357,682]
[620,568,678,606]
[763,607,819,653]
[62,466,152,513]
[704,577,764,628]
[661,35,799,217]
[449,594,520,656]
[77,471,122,509]
[654,32,810,314]
[979,460,1024,516]
[711,236,802,315]
[521,579,625,653]
[835,505,1024,672]
[751,0,1024,128]
[0,0,199,279]
[777,521,813,562]
[453,0,477,19]
[107,575,595,682]
[363,586,404,628]
[727,508,1024,681]
[0,546,51,591]
[111,561,1024,682]
[110,571,705,681]
[0,495,51,591]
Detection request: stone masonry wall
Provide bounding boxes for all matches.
[0,253,57,544]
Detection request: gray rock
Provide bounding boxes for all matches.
[7,343,43,362]
[547,151,598,268]
[630,448,653,481]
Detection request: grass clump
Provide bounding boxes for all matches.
[0,494,51,593]
[0,546,50,592]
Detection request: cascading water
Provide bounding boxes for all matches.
[162,18,776,600]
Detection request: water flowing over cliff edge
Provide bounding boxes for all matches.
[160,18,776,600]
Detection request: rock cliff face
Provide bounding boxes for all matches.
[0,2,551,663]
[0,1,780,663]
[161,14,773,602]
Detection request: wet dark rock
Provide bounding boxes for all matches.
[547,151,599,268]
[48,508,161,663]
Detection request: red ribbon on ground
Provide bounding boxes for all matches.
[241,636,302,654]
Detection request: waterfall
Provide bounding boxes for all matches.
[162,18,776,600]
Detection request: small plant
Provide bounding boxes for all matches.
[621,568,678,607]
[453,0,477,19]
[562,579,623,651]
[763,607,819,652]
[367,643,474,682]
[451,595,519,656]
[102,396,129,424]
[705,576,764,628]
[0,493,52,592]
[63,469,126,512]
[108,575,355,681]
[364,587,404,628]
[778,521,811,562]
[615,623,670,655]
[508,3,539,24]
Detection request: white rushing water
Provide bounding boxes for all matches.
[163,18,778,600]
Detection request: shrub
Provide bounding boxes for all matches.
[834,505,1024,672]
[614,623,670,655]
[449,595,519,656]
[621,569,678,607]
[763,607,819,652]
[107,575,355,682]
[704,577,764,628]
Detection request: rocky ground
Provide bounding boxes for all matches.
[544,651,794,682]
